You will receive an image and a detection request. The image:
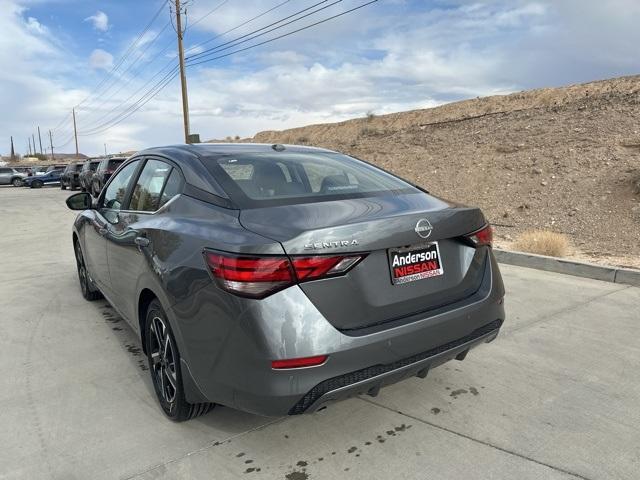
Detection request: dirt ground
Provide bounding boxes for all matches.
[244,75,640,270]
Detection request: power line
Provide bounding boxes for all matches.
[187,0,378,67]
[188,0,230,29]
[185,0,339,63]
[79,21,173,128]
[75,0,170,110]
[75,0,378,137]
[184,0,291,55]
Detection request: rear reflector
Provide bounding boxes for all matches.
[272,355,328,369]
[204,251,364,299]
[465,224,493,247]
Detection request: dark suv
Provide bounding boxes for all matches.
[79,159,101,192]
[61,162,84,190]
[91,157,125,197]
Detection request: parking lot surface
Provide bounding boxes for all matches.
[1,186,639,480]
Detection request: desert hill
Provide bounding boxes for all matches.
[242,75,640,268]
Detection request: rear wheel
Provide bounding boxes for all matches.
[145,299,214,422]
[74,241,102,301]
[61,180,67,190]
[11,178,23,187]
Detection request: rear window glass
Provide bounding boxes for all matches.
[202,151,417,208]
[74,164,83,171]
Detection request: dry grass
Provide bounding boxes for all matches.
[513,230,569,257]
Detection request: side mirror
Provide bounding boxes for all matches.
[66,192,93,211]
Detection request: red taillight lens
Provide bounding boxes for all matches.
[272,355,328,369]
[205,253,294,298]
[466,224,493,247]
[204,251,364,298]
[291,255,362,281]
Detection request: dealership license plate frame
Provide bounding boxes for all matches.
[388,242,444,285]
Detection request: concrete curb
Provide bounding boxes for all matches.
[494,249,640,287]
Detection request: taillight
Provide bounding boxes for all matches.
[271,355,328,369]
[465,224,493,247]
[204,251,364,298]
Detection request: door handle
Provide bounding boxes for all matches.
[135,236,150,248]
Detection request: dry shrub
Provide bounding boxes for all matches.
[513,230,569,257]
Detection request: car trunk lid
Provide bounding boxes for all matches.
[240,192,489,331]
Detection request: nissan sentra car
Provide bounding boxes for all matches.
[65,143,505,421]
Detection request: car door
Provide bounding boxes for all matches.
[106,158,181,324]
[85,159,142,300]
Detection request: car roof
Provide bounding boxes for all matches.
[138,143,337,157]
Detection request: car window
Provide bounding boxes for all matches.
[103,160,140,210]
[159,168,182,208]
[204,151,417,208]
[0,168,11,174]
[129,160,173,212]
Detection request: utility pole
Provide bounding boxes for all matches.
[37,126,43,155]
[10,136,15,160]
[32,133,37,156]
[49,130,54,161]
[72,108,79,157]
[174,0,191,143]
[104,143,107,156]
[28,137,32,156]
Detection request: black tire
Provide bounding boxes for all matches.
[74,241,103,301]
[145,299,214,422]
[70,181,77,191]
[11,178,23,187]
[31,180,43,189]
[61,181,67,190]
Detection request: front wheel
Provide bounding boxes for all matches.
[145,299,214,422]
[31,180,43,189]
[61,181,67,190]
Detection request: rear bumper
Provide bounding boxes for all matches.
[170,250,505,417]
[289,319,501,414]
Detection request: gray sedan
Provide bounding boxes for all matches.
[66,143,505,421]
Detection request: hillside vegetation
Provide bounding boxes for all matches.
[242,75,640,268]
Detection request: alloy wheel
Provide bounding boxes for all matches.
[149,315,178,408]
[74,242,88,297]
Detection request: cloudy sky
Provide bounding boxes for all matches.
[2,0,639,156]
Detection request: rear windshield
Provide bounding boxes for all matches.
[74,164,83,171]
[201,151,418,208]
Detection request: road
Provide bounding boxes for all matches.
[1,186,639,480]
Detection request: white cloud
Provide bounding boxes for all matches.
[85,11,109,32]
[89,49,113,71]
[25,16,48,35]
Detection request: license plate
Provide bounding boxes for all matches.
[388,243,444,285]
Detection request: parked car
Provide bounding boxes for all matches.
[23,168,63,188]
[79,159,101,192]
[32,166,48,176]
[61,162,84,190]
[90,157,125,197]
[0,167,27,186]
[66,144,505,421]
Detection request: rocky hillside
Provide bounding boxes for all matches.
[240,75,640,269]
